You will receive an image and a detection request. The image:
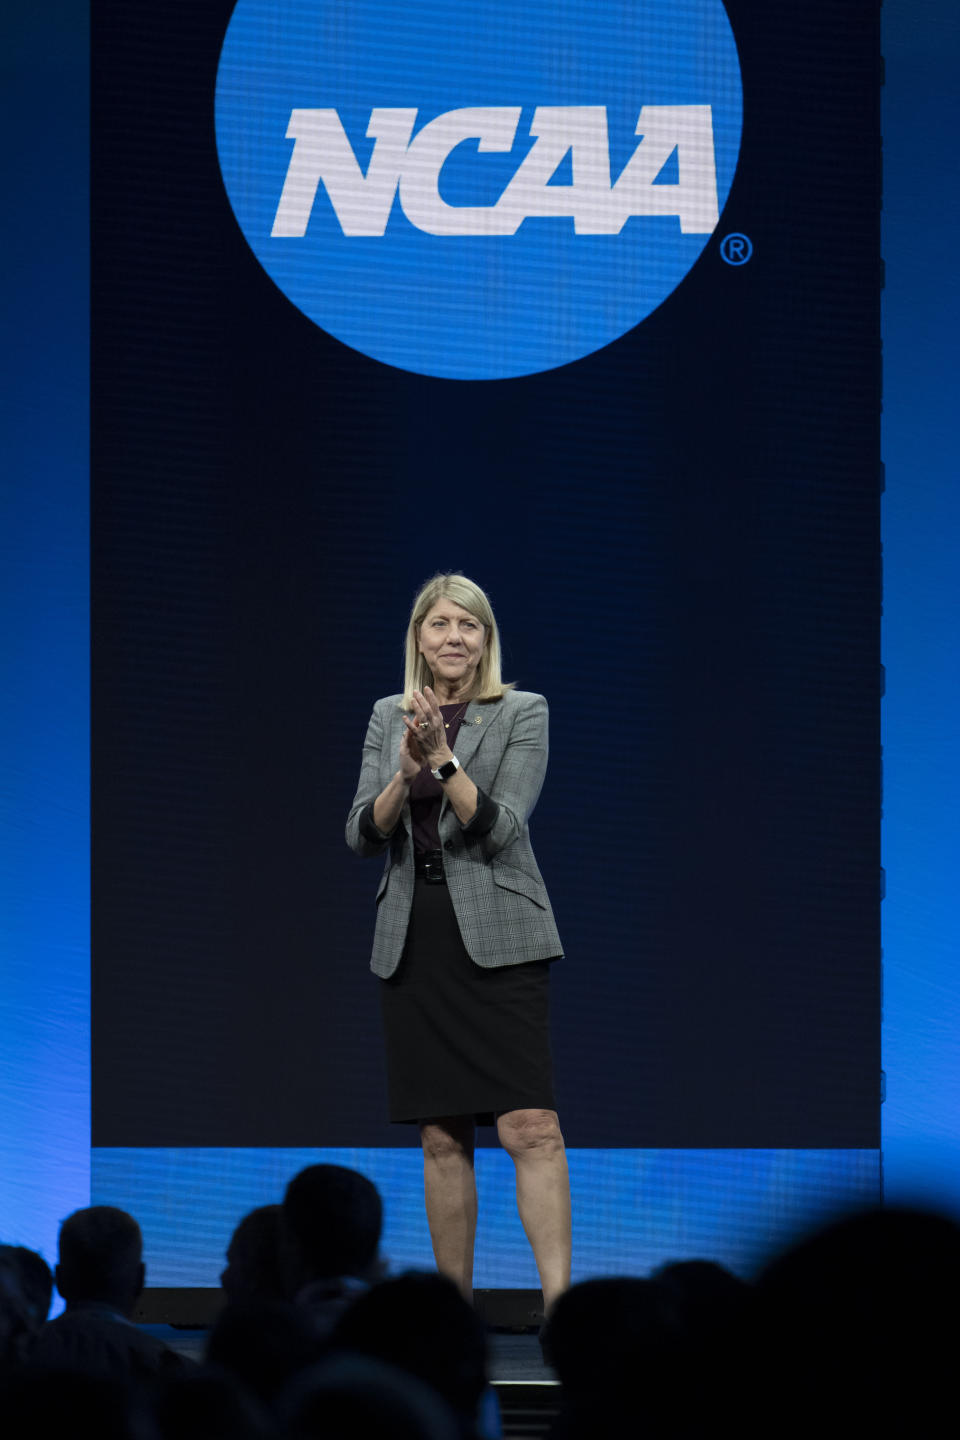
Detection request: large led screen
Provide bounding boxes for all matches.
[91,0,882,1278]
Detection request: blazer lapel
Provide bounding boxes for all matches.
[449,700,498,766]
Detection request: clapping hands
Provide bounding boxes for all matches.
[401,687,450,772]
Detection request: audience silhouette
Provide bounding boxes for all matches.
[330,1271,490,1436]
[279,1163,383,1339]
[743,1205,960,1439]
[0,1246,53,1333]
[279,1351,461,1440]
[206,1299,322,1409]
[0,1249,39,1378]
[3,1171,957,1440]
[220,1205,285,1306]
[25,1206,188,1382]
[544,1276,683,1438]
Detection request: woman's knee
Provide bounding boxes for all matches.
[496,1108,564,1158]
[420,1116,475,1164]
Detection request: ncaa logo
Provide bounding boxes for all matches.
[215,1,742,380]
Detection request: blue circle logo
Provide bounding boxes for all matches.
[215,1,742,380]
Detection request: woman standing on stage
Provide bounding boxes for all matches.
[346,573,570,1313]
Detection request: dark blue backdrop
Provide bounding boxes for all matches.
[90,0,881,1157]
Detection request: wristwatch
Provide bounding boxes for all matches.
[431,756,461,782]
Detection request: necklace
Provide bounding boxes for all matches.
[441,701,469,730]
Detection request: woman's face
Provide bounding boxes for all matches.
[417,598,486,693]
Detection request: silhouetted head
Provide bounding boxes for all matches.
[546,1276,681,1393]
[279,1352,460,1440]
[2,1369,159,1440]
[153,1368,273,1440]
[56,1207,145,1315]
[754,1203,960,1361]
[649,1260,753,1436]
[281,1165,382,1292]
[220,1205,284,1304]
[331,1271,488,1420]
[0,1250,36,1374]
[747,1205,960,1436]
[0,1245,53,1331]
[652,1258,749,1344]
[206,1298,322,1406]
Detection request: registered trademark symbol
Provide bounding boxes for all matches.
[720,232,753,265]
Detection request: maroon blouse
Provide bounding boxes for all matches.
[409,703,469,853]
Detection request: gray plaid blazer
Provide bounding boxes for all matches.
[346,689,563,978]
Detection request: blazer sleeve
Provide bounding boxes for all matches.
[474,692,550,858]
[345,701,397,857]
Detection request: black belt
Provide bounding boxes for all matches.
[414,849,446,884]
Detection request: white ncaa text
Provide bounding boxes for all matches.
[271,105,719,237]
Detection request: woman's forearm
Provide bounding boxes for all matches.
[440,764,479,826]
[373,769,413,835]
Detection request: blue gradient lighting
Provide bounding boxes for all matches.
[0,2,90,1266]
[881,0,960,1213]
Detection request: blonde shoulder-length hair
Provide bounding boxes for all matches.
[402,573,514,709]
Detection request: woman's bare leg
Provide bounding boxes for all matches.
[420,1115,477,1303]
[496,1108,571,1314]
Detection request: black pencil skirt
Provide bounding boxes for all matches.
[379,875,558,1125]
